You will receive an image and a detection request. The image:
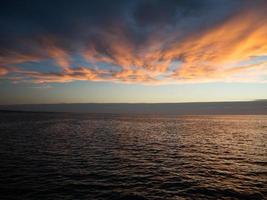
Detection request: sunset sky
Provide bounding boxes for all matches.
[0,0,267,104]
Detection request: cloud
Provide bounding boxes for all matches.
[41,37,72,71]
[0,0,267,84]
[0,66,9,76]
[165,3,267,80]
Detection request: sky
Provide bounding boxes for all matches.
[0,0,267,104]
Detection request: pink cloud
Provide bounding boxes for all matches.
[1,4,267,84]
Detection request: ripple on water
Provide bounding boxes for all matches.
[0,113,266,200]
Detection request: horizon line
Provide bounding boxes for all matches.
[1,99,267,106]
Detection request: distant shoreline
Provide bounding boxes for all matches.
[0,110,58,114]
[2,99,267,106]
[0,101,267,115]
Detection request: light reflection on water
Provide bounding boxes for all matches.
[0,113,266,199]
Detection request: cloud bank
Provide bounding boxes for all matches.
[0,0,267,84]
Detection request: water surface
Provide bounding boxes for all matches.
[0,113,266,199]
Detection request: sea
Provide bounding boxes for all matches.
[0,112,266,200]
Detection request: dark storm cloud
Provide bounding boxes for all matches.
[0,0,240,50]
[0,0,267,84]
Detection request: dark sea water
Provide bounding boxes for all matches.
[0,113,266,200]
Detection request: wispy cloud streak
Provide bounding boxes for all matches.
[0,0,267,84]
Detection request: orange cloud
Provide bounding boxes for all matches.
[0,52,42,78]
[0,52,42,66]
[0,66,9,76]
[164,6,267,81]
[41,38,71,72]
[14,66,109,84]
[80,5,267,84]
[1,4,267,84]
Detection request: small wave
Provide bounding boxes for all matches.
[108,193,148,200]
[185,187,264,199]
